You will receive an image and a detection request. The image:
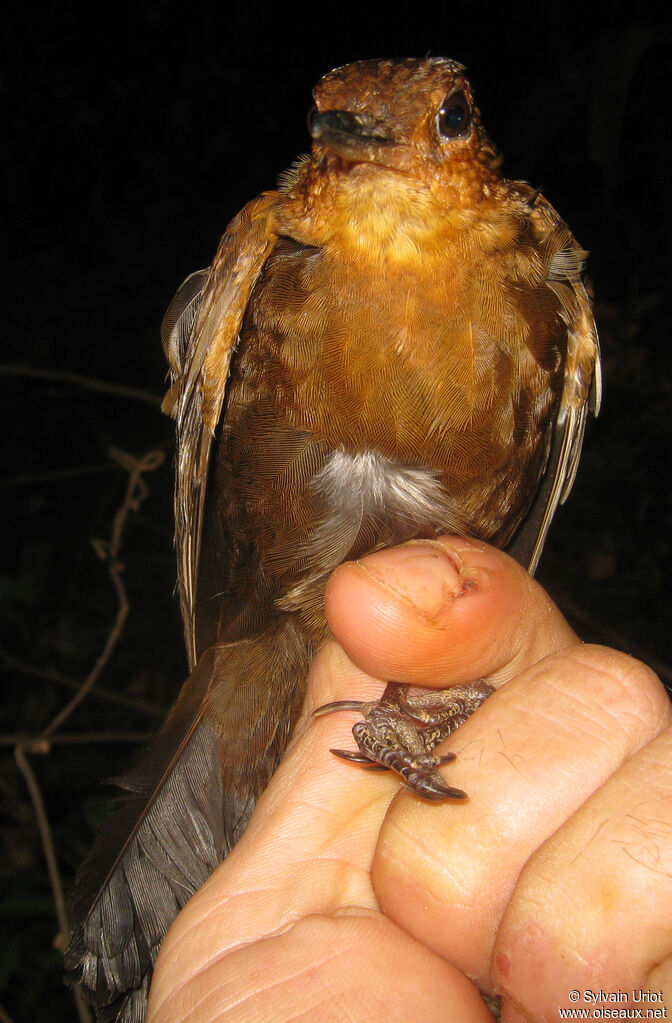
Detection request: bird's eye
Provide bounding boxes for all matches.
[437,91,471,139]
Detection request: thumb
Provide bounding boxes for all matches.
[325,536,577,688]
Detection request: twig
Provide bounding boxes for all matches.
[0,363,163,409]
[0,644,167,719]
[14,744,69,937]
[41,447,165,739]
[13,746,93,1020]
[12,444,166,1023]
[0,462,119,490]
[1,732,155,748]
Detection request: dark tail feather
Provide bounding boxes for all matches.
[65,622,310,1021]
[64,651,231,1022]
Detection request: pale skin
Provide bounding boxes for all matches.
[147,537,672,1023]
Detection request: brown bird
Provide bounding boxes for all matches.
[65,57,600,1021]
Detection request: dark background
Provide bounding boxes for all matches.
[2,5,670,1020]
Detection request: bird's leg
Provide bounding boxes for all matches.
[316,680,494,801]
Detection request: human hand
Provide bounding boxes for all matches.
[147,538,671,1022]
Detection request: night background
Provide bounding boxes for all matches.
[2,5,670,1020]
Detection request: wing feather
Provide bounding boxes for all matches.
[508,232,600,575]
[162,193,280,666]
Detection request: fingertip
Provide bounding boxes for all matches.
[325,537,575,686]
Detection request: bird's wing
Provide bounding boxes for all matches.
[162,192,280,667]
[64,195,281,1021]
[507,224,601,575]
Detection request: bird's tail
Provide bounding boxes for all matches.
[64,627,307,1022]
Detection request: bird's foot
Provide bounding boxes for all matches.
[315,680,494,801]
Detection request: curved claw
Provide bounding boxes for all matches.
[330,749,389,772]
[313,699,368,718]
[404,776,467,801]
[330,747,377,764]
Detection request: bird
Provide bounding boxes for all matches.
[64,56,601,1021]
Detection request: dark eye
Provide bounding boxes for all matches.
[437,91,471,139]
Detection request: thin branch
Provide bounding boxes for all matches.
[13,446,166,1023]
[14,745,91,1023]
[0,462,119,490]
[14,744,68,935]
[41,447,165,739]
[0,363,163,409]
[1,732,155,748]
[0,644,167,719]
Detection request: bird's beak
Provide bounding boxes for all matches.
[308,108,407,167]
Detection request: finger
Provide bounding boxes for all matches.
[150,912,494,1023]
[150,640,401,1012]
[494,720,672,1020]
[325,537,577,688]
[372,645,671,994]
